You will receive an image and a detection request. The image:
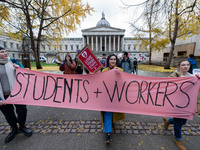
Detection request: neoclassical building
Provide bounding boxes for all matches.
[0,13,148,62]
[82,13,125,53]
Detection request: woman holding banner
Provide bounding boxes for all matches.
[101,54,125,144]
[163,60,197,150]
[59,54,76,74]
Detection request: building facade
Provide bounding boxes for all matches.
[151,33,200,67]
[0,13,148,62]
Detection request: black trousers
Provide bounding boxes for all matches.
[0,95,27,129]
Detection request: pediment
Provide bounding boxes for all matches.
[82,26,125,33]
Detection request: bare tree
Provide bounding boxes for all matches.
[122,0,166,65]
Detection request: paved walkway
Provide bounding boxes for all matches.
[0,119,200,136]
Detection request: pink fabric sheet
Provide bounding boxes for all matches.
[5,68,200,120]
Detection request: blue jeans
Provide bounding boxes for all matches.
[168,118,187,141]
[103,112,113,133]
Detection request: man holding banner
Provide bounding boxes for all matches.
[0,47,32,143]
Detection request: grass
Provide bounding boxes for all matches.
[138,64,176,72]
[30,62,57,67]
[21,62,60,71]
[28,62,176,72]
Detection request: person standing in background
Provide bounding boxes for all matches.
[100,53,107,72]
[75,58,84,74]
[59,53,76,74]
[188,54,197,74]
[120,52,133,73]
[133,57,138,74]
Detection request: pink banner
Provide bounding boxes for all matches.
[5,68,200,120]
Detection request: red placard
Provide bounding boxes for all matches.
[76,46,103,73]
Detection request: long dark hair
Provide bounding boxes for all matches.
[106,54,119,67]
[65,54,73,63]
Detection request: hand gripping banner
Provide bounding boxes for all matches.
[5,68,200,120]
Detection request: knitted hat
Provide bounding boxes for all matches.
[0,46,5,50]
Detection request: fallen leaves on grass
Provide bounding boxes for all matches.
[138,65,176,72]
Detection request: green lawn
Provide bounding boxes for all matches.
[20,62,58,67]
[30,62,58,67]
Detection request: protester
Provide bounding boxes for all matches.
[59,53,76,74]
[0,46,32,143]
[120,52,133,73]
[100,53,107,71]
[163,60,197,150]
[188,54,197,74]
[101,54,125,144]
[75,57,84,74]
[133,57,138,74]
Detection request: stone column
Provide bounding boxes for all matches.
[121,36,124,51]
[96,36,98,51]
[87,36,89,45]
[105,35,107,52]
[91,36,94,51]
[113,36,115,51]
[83,36,85,46]
[118,36,120,51]
[100,36,102,52]
[109,35,111,51]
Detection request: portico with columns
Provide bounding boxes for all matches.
[82,12,125,54]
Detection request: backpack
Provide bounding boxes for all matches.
[133,60,137,66]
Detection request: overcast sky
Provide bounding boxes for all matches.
[68,0,137,38]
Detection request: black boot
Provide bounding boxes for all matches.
[105,133,112,144]
[5,128,18,143]
[19,127,33,137]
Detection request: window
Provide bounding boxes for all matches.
[178,51,187,57]
[18,54,21,58]
[12,53,15,58]
[10,43,13,48]
[163,53,169,61]
[53,45,56,50]
[60,45,62,50]
[48,45,51,50]
[65,45,68,50]
[134,44,136,50]
[42,45,45,51]
[3,42,7,48]
[76,45,79,49]
[71,45,73,51]
[128,45,131,50]
[163,53,169,57]
[16,44,19,49]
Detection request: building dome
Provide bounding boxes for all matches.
[96,12,110,27]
